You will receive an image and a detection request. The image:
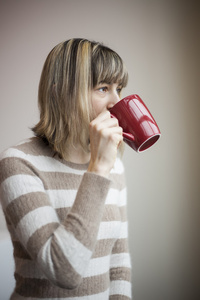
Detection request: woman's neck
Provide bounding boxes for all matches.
[67,144,91,164]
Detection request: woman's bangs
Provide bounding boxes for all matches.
[92,50,128,88]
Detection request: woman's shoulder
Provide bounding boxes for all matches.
[0,137,54,178]
[0,137,88,177]
[0,137,52,160]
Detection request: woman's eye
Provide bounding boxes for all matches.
[117,88,122,95]
[98,87,108,92]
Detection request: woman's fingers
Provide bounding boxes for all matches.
[88,111,123,177]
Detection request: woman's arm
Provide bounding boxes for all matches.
[0,150,110,289]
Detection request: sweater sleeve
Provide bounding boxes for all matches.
[0,151,111,289]
[109,187,132,299]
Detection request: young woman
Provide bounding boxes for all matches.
[0,38,132,299]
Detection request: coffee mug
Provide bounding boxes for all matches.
[110,94,161,152]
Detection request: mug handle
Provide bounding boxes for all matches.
[122,132,135,141]
[110,113,135,142]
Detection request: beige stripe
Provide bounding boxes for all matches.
[112,238,129,255]
[110,266,131,282]
[109,173,126,190]
[42,172,82,190]
[6,192,50,227]
[62,173,111,250]
[14,256,77,282]
[14,138,53,156]
[119,205,128,222]
[92,238,116,258]
[55,207,71,221]
[11,289,110,300]
[14,272,110,298]
[102,205,121,222]
[13,241,31,260]
[44,201,126,224]
[109,295,131,300]
[15,138,32,146]
[5,223,18,242]
[4,212,12,225]
[15,257,47,280]
[53,200,125,222]
[0,157,34,184]
[27,222,59,258]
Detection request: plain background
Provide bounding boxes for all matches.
[0,0,199,299]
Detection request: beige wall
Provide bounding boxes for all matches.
[0,0,199,299]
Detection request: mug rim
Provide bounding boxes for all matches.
[138,133,161,152]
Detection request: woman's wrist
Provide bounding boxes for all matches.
[87,161,110,178]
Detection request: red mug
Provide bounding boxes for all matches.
[110,94,161,152]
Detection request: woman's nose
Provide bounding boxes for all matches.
[108,92,120,109]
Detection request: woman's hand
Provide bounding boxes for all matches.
[87,111,123,178]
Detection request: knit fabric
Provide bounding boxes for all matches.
[0,137,132,299]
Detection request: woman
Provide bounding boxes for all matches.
[0,38,132,299]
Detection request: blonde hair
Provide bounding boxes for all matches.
[32,38,128,160]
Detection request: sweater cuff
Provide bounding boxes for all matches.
[70,172,111,224]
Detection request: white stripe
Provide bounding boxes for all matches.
[111,157,124,174]
[118,188,127,207]
[97,221,128,240]
[1,148,85,174]
[106,187,127,207]
[0,174,44,207]
[118,221,128,239]
[16,255,110,279]
[13,250,131,282]
[16,206,59,246]
[97,221,120,240]
[53,226,92,276]
[11,289,110,300]
[105,188,120,205]
[110,252,131,269]
[110,280,132,298]
[37,236,56,282]
[0,147,26,160]
[46,188,126,209]
[84,255,110,277]
[46,189,77,208]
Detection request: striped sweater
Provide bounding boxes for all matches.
[0,137,132,299]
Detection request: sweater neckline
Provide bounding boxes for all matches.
[55,155,90,170]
